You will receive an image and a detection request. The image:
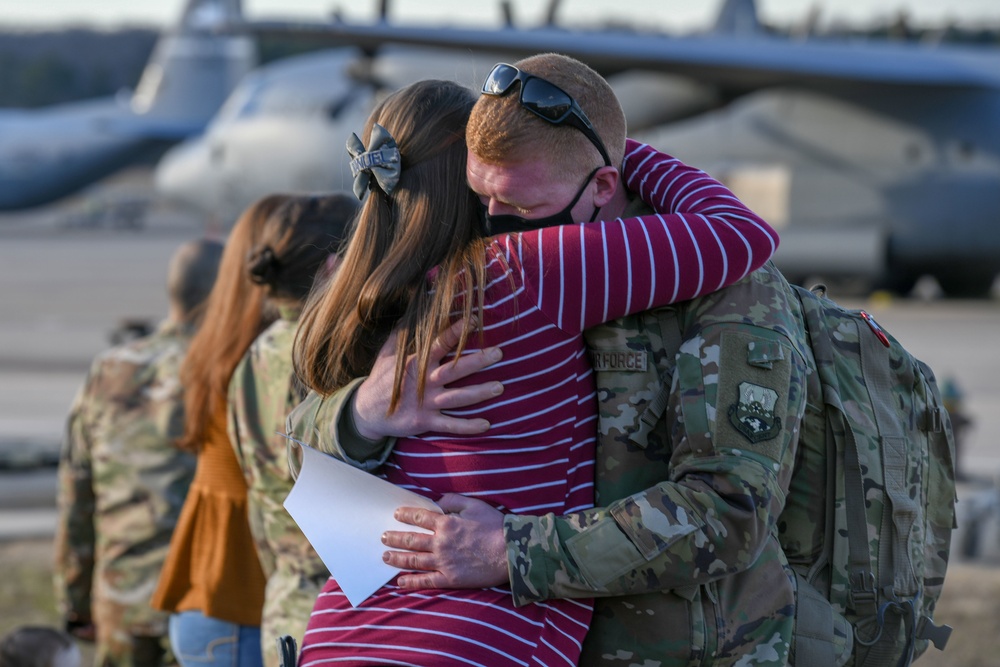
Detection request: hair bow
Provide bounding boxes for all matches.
[347,123,401,200]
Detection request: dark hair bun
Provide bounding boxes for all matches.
[247,246,279,285]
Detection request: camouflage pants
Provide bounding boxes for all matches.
[260,572,327,667]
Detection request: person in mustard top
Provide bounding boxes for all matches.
[151,194,294,667]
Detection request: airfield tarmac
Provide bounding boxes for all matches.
[1,174,999,538]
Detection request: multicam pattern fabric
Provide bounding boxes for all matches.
[779,286,957,666]
[504,259,812,666]
[55,320,196,667]
[228,314,328,667]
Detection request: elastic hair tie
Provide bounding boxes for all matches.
[248,246,278,285]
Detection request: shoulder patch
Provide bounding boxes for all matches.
[713,330,793,463]
[728,382,782,443]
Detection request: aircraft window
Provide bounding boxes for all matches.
[213,73,351,122]
[212,75,264,125]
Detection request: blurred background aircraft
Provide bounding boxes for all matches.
[0,0,255,211]
[153,0,1000,298]
[2,0,998,298]
[152,41,704,223]
[153,44,515,222]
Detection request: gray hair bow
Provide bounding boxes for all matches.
[347,123,401,200]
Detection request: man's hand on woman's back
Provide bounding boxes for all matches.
[351,319,504,440]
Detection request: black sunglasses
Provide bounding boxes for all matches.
[481,63,612,167]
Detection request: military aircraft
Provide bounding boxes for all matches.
[153,44,530,223]
[153,41,711,224]
[0,0,256,211]
[160,0,1000,297]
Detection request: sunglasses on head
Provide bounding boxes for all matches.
[481,63,612,167]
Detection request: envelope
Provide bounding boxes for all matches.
[280,435,441,606]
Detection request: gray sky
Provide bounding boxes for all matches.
[0,0,998,31]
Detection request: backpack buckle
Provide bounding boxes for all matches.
[849,569,878,615]
[917,615,953,651]
[920,406,943,433]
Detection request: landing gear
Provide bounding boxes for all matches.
[936,270,997,299]
[874,270,919,297]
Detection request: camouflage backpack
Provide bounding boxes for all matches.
[780,285,957,667]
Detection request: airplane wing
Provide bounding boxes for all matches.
[239,19,1000,94]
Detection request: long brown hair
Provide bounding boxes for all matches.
[294,80,486,410]
[177,194,290,452]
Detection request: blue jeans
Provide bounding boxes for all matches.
[169,610,263,667]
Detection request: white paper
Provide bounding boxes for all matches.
[281,435,441,607]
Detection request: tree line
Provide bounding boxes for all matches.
[0,28,337,109]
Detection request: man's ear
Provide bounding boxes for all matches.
[592,165,620,207]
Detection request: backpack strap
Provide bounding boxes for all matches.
[857,320,919,601]
[277,635,298,667]
[857,315,943,665]
[843,417,913,667]
[867,350,952,654]
[791,571,838,665]
[796,288,890,663]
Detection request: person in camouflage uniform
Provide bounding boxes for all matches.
[287,53,814,666]
[226,193,358,667]
[497,259,809,665]
[54,239,223,667]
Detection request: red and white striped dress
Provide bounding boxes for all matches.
[298,141,779,667]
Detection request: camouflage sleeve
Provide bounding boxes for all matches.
[53,368,98,625]
[506,316,807,605]
[284,381,395,474]
[227,352,277,577]
[227,354,254,480]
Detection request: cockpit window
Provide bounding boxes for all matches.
[210,74,263,127]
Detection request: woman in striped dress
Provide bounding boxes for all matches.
[291,77,778,667]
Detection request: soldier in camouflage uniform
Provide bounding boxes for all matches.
[501,259,809,665]
[226,194,358,667]
[55,239,223,667]
[287,54,814,666]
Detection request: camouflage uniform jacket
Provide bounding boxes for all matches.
[285,377,391,474]
[228,311,329,667]
[54,320,196,638]
[503,251,812,666]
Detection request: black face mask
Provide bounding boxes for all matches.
[483,167,601,236]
